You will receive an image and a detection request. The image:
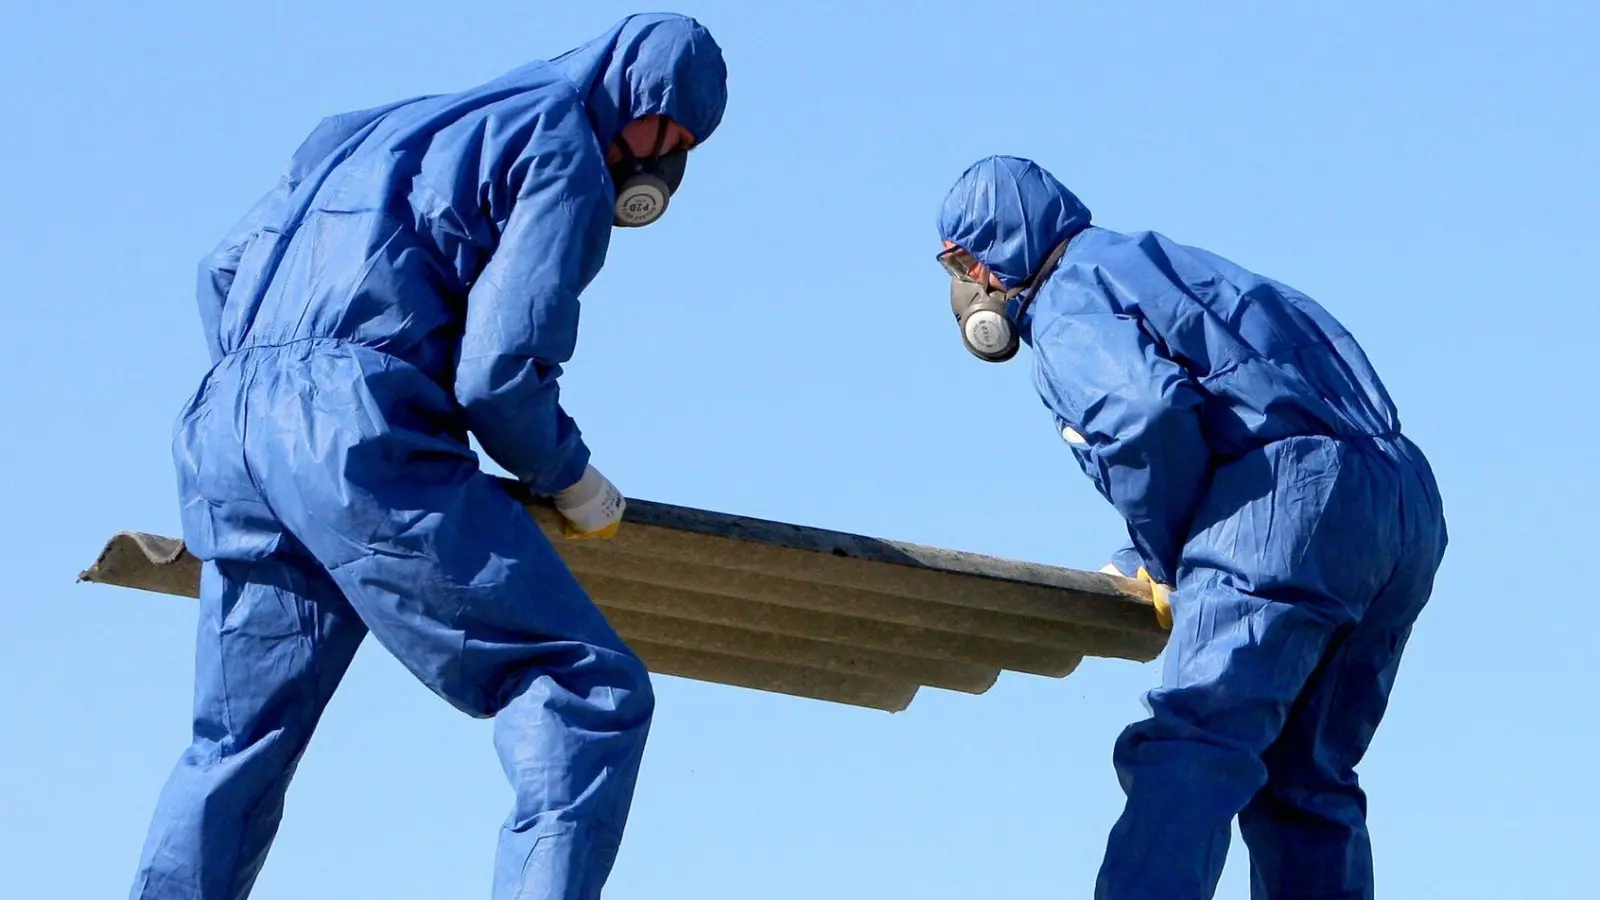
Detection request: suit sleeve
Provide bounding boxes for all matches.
[452,141,611,496]
[1032,286,1210,585]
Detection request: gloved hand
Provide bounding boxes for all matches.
[552,464,626,540]
[1135,566,1174,631]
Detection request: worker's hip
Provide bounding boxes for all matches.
[171,338,475,565]
[1177,432,1444,624]
[1328,431,1448,564]
[188,337,466,434]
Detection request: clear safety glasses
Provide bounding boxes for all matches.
[937,246,983,282]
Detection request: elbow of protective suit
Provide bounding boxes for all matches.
[455,354,592,496]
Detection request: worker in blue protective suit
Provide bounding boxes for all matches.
[936,156,1447,900]
[128,14,727,900]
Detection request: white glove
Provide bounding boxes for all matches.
[552,464,626,540]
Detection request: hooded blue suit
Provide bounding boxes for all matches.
[131,15,727,900]
[940,156,1447,900]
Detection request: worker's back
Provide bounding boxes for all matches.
[204,63,611,384]
[1037,227,1401,458]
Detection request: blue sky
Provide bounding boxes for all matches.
[2,1,1596,897]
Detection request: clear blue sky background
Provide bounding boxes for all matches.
[2,2,1596,897]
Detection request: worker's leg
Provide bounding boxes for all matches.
[129,551,367,900]
[1239,442,1446,900]
[1094,436,1402,900]
[1235,614,1413,900]
[288,471,653,900]
[250,344,654,900]
[1093,572,1343,899]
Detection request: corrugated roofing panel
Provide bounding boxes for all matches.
[79,479,1168,711]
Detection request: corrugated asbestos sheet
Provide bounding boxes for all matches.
[79,478,1169,712]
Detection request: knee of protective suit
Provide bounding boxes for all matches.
[512,644,657,727]
[614,648,657,725]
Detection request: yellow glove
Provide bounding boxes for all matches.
[1135,566,1174,630]
[553,465,626,541]
[562,518,622,541]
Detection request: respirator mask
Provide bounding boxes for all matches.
[940,245,1023,363]
[939,241,1072,363]
[607,117,688,228]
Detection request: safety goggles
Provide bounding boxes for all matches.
[937,246,983,282]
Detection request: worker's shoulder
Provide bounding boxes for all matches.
[1104,230,1289,296]
[1057,227,1186,287]
[282,95,434,183]
[451,64,603,163]
[314,63,596,159]
[1030,228,1143,316]
[1064,226,1174,264]
[466,60,587,117]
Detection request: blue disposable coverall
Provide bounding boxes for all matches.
[129,14,727,900]
[939,157,1448,900]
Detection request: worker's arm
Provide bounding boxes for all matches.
[452,127,613,497]
[1031,286,1209,586]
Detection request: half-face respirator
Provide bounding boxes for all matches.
[607,117,688,228]
[939,241,1071,363]
[947,277,1020,363]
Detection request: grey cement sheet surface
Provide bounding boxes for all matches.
[79,479,1168,711]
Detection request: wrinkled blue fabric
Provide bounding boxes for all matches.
[131,14,726,900]
[940,156,1448,900]
[938,155,1092,291]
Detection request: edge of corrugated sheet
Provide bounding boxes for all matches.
[79,477,1168,711]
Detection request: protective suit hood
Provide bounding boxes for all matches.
[551,12,728,149]
[938,155,1093,290]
